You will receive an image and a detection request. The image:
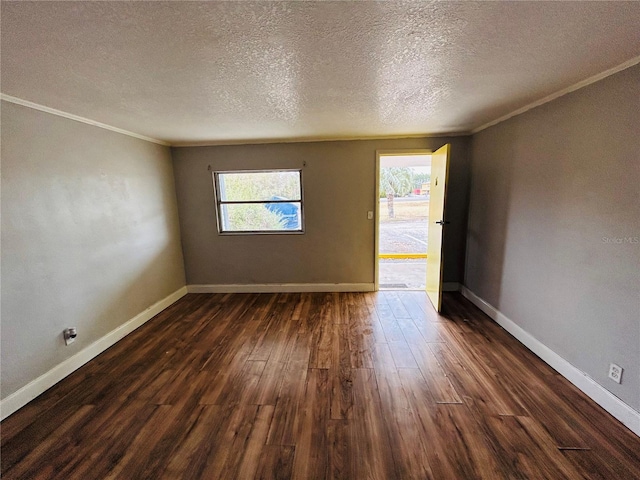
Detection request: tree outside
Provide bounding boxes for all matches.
[379,167,413,218]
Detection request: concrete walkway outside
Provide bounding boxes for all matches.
[379,198,429,290]
[379,258,426,290]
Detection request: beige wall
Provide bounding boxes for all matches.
[1,101,186,399]
[172,136,471,287]
[466,65,640,410]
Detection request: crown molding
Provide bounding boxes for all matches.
[471,55,640,135]
[0,93,470,147]
[7,53,637,146]
[0,94,170,146]
[170,131,471,148]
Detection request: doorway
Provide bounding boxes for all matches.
[375,151,431,290]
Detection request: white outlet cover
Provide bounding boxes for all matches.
[608,363,623,384]
[367,211,374,220]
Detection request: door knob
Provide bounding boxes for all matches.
[435,220,450,225]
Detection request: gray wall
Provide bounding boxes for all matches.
[466,65,640,410]
[1,101,186,399]
[172,136,471,286]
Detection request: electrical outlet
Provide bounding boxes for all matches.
[367,211,374,220]
[63,327,77,346]
[608,363,623,384]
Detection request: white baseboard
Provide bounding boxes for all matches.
[0,286,188,421]
[188,283,375,293]
[442,282,460,292]
[460,286,640,437]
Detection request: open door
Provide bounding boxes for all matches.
[426,144,450,312]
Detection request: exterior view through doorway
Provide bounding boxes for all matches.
[375,144,451,312]
[375,151,431,290]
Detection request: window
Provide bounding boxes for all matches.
[213,169,304,234]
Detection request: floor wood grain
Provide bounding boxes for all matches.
[2,292,639,479]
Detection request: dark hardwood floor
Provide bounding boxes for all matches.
[2,291,639,479]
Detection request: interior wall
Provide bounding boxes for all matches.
[466,65,640,410]
[172,136,471,287]
[1,101,186,400]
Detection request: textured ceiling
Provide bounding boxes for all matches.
[2,1,640,145]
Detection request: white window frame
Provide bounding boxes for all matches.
[212,169,305,235]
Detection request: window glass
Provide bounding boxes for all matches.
[214,170,303,234]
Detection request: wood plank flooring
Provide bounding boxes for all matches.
[2,291,639,479]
